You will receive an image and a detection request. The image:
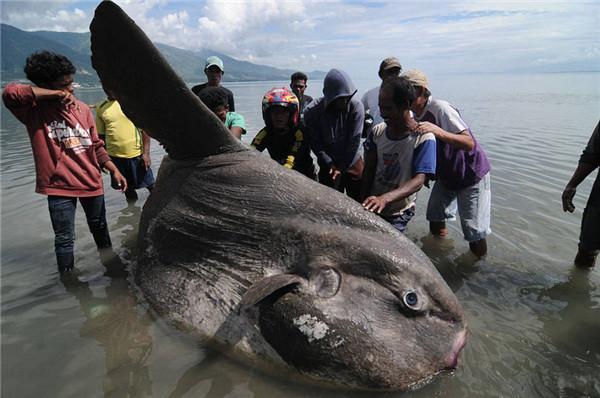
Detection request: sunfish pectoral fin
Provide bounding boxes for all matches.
[240,274,304,309]
[89,1,244,159]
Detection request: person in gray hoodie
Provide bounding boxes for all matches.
[303,69,365,201]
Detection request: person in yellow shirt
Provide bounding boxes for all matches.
[95,91,155,201]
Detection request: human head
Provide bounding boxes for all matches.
[290,71,308,98]
[379,76,416,130]
[262,87,299,131]
[197,86,229,122]
[323,68,357,111]
[402,69,431,115]
[204,56,224,86]
[378,57,402,81]
[24,51,76,91]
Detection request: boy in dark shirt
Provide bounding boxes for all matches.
[290,71,313,116]
[303,69,365,200]
[191,56,235,111]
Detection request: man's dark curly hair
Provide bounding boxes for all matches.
[196,86,229,110]
[24,51,76,86]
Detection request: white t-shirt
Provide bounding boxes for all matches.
[365,123,436,217]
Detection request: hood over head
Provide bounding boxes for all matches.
[322,69,357,106]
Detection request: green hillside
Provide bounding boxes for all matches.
[1,23,325,85]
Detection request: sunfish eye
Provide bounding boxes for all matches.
[403,290,419,309]
[310,267,341,298]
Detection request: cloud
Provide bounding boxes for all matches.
[1,1,91,32]
[192,0,311,51]
[0,0,598,76]
[289,0,600,75]
[161,10,188,29]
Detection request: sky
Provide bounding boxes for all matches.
[1,0,599,79]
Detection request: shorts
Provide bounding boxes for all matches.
[426,173,491,242]
[110,155,155,190]
[382,206,415,234]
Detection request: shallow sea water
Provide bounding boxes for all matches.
[1,72,599,397]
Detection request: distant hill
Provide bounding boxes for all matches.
[0,24,326,85]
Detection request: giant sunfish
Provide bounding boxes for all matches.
[90,1,467,391]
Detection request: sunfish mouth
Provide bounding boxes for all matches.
[444,328,468,369]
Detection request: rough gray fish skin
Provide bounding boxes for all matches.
[90,1,467,391]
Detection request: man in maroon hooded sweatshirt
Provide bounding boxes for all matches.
[2,51,128,273]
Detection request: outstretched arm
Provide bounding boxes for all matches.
[363,174,426,214]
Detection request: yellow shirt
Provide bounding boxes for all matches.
[95,99,143,158]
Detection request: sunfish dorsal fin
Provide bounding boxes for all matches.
[90,1,244,159]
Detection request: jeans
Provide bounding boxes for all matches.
[426,173,492,242]
[383,206,416,234]
[48,195,112,268]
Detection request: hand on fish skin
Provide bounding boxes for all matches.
[362,195,388,214]
[562,186,576,212]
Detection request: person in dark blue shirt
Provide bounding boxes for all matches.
[303,69,365,201]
